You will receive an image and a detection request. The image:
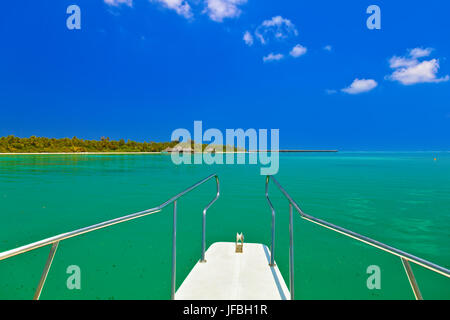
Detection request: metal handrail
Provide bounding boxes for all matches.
[266,175,450,300]
[265,176,276,267]
[0,173,220,300]
[201,175,220,262]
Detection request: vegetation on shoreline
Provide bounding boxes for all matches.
[0,136,179,153]
[0,136,242,153]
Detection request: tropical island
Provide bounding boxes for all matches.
[0,135,242,154]
[0,136,337,154]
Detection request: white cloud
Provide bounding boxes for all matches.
[152,0,193,19]
[342,79,378,94]
[387,48,449,85]
[243,31,253,46]
[290,44,307,58]
[389,56,418,68]
[263,53,284,63]
[255,16,298,44]
[409,47,432,59]
[323,45,332,52]
[261,16,295,28]
[104,0,133,6]
[203,0,247,22]
[389,48,433,68]
[389,59,449,85]
[325,89,337,94]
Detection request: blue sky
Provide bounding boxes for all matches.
[0,0,449,150]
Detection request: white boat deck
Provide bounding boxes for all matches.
[175,242,290,300]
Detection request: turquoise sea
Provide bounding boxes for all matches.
[0,152,449,299]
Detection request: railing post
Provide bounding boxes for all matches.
[266,176,276,267]
[200,208,206,262]
[401,258,423,300]
[270,213,275,266]
[33,241,59,300]
[171,200,177,300]
[289,203,294,300]
[200,175,219,263]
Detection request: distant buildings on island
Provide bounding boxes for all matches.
[163,147,338,153]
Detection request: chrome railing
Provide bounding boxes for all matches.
[266,175,450,300]
[0,173,220,300]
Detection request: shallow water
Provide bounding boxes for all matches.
[0,152,449,299]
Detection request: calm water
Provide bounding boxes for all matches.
[0,152,449,300]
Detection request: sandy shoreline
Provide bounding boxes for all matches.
[0,150,337,155]
[0,152,164,155]
[0,152,246,155]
